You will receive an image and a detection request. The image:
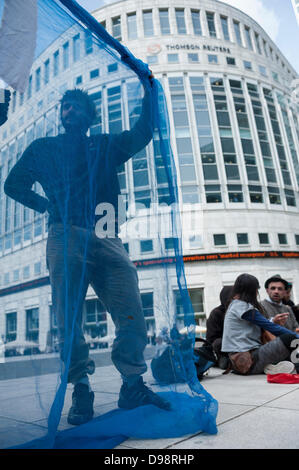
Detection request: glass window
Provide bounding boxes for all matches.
[295,234,299,245]
[259,233,269,244]
[140,239,153,252]
[127,12,137,40]
[249,185,263,203]
[259,65,267,76]
[244,61,252,70]
[191,10,202,35]
[90,68,99,79]
[143,10,153,37]
[134,190,151,209]
[214,234,226,245]
[233,20,242,46]
[53,50,59,76]
[112,16,122,40]
[205,185,222,203]
[244,27,253,50]
[227,185,243,202]
[85,299,107,333]
[285,189,296,207]
[255,32,262,54]
[85,30,93,54]
[168,53,179,63]
[237,233,249,245]
[147,55,158,65]
[226,57,236,66]
[6,312,17,342]
[263,39,268,57]
[73,33,80,62]
[221,16,230,41]
[44,59,50,85]
[175,8,186,34]
[35,67,41,92]
[181,185,199,204]
[141,292,154,318]
[26,308,39,342]
[108,63,118,73]
[268,187,281,205]
[34,262,41,276]
[206,12,217,38]
[208,54,218,64]
[164,237,176,250]
[188,53,199,63]
[278,233,288,245]
[159,9,170,35]
[27,75,32,100]
[63,41,69,70]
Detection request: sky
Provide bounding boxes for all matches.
[76,0,299,74]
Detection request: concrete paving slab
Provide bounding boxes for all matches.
[0,417,47,449]
[264,388,299,411]
[201,369,299,406]
[169,406,299,449]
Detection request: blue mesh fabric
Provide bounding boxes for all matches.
[0,0,218,449]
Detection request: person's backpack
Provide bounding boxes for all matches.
[151,343,186,384]
[151,327,217,384]
[193,339,217,380]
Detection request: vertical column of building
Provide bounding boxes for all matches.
[275,93,299,206]
[263,86,293,209]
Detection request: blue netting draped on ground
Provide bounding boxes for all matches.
[0,0,217,449]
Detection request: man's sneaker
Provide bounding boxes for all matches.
[67,383,94,425]
[118,378,171,411]
[264,361,295,375]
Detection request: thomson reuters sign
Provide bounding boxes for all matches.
[147,44,162,55]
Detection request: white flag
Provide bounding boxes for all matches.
[0,0,37,93]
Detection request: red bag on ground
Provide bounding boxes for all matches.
[267,374,299,384]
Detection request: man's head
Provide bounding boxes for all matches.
[264,276,289,304]
[284,283,293,302]
[60,89,96,134]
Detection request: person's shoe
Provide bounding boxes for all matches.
[264,361,295,375]
[218,355,230,370]
[67,383,94,425]
[118,378,171,411]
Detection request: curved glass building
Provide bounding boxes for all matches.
[1,0,299,352]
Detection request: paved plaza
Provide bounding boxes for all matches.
[1,353,299,450]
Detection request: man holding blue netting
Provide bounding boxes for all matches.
[5,71,171,425]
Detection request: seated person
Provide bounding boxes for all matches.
[222,273,299,376]
[206,286,233,369]
[282,282,299,324]
[261,276,299,333]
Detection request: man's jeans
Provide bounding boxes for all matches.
[250,337,291,374]
[46,223,148,383]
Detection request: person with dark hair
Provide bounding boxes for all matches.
[221,273,299,376]
[4,77,171,426]
[261,276,299,333]
[283,283,299,324]
[206,286,233,369]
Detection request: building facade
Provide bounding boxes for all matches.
[1,0,299,353]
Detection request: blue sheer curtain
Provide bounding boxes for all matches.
[0,0,217,449]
